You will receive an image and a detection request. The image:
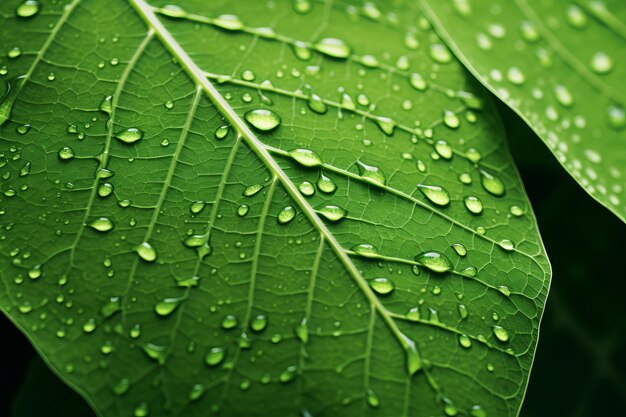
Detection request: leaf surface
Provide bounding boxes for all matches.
[0,1,550,416]
[421,0,626,222]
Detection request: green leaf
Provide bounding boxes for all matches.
[420,0,626,222]
[0,1,550,416]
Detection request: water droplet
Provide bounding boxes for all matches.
[434,140,453,159]
[314,38,351,59]
[554,85,573,107]
[417,184,450,206]
[244,109,281,131]
[459,334,472,348]
[443,111,460,129]
[277,206,296,224]
[189,384,205,401]
[351,243,379,258]
[16,0,40,18]
[279,366,297,383]
[366,389,380,408]
[221,315,238,329]
[374,116,395,135]
[17,124,31,135]
[357,161,386,186]
[190,201,206,214]
[134,402,149,417]
[464,196,483,214]
[316,172,336,193]
[205,347,226,366]
[99,95,113,114]
[57,146,75,160]
[414,251,453,273]
[520,21,540,42]
[443,398,458,416]
[135,241,157,262]
[492,325,509,342]
[154,298,182,316]
[507,67,525,85]
[470,405,487,417]
[458,304,469,319]
[451,243,467,257]
[509,205,524,217]
[28,265,42,279]
[215,125,229,139]
[291,41,311,60]
[499,239,514,251]
[479,169,505,196]
[566,4,587,29]
[298,181,315,196]
[608,105,625,129]
[459,173,472,184]
[243,183,263,196]
[7,47,22,59]
[113,378,130,395]
[88,217,114,232]
[289,148,323,167]
[237,204,249,217]
[430,44,452,63]
[213,14,243,31]
[98,182,114,198]
[115,128,143,144]
[142,343,166,364]
[591,52,613,74]
[368,277,395,295]
[292,0,312,14]
[307,94,327,114]
[251,314,268,332]
[462,266,477,277]
[318,205,347,222]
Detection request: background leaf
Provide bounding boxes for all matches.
[0,1,549,416]
[421,0,626,222]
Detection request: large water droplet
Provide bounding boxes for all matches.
[154,298,182,316]
[492,325,509,342]
[243,183,263,196]
[443,111,460,129]
[251,314,268,332]
[16,0,40,18]
[314,38,351,59]
[368,277,395,295]
[464,196,483,214]
[289,148,323,167]
[317,172,336,193]
[415,251,453,273]
[430,44,452,63]
[213,14,244,31]
[357,161,386,186]
[115,128,143,144]
[351,243,379,258]
[299,181,315,196]
[205,347,226,366]
[459,334,472,348]
[554,85,573,107]
[417,184,450,206]
[244,109,281,131]
[307,94,327,114]
[479,169,505,196]
[135,241,157,262]
[451,243,467,257]
[277,206,296,224]
[318,205,347,222]
[57,146,75,160]
[591,52,613,74]
[88,217,114,232]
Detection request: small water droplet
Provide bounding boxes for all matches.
[189,384,205,401]
[115,128,143,144]
[277,206,296,224]
[459,334,472,348]
[451,243,467,257]
[215,125,230,139]
[16,0,40,18]
[492,325,509,342]
[57,146,75,160]
[314,38,351,59]
[134,402,149,417]
[316,172,336,193]
[479,169,505,196]
[88,217,114,232]
[307,94,327,114]
[357,161,386,186]
[298,181,315,196]
[237,204,249,217]
[292,0,312,14]
[154,298,182,316]
[142,343,166,364]
[99,95,113,114]
[464,196,483,214]
[135,241,157,262]
[366,389,380,408]
[205,347,226,366]
[190,201,206,214]
[509,205,524,217]
[417,184,450,206]
[435,140,453,159]
[244,109,281,131]
[499,239,514,251]
[213,14,243,31]
[317,205,347,222]
[591,52,613,74]
[368,277,395,295]
[443,111,460,129]
[221,315,238,330]
[566,4,587,29]
[243,183,263,196]
[458,304,469,319]
[430,44,452,63]
[470,405,487,417]
[554,85,573,107]
[608,105,625,130]
[251,314,268,332]
[351,243,379,258]
[289,148,323,167]
[415,251,453,273]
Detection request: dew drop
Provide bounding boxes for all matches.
[88,217,114,232]
[351,243,379,258]
[134,402,149,417]
[464,196,483,214]
[443,111,460,129]
[307,94,327,114]
[374,116,396,135]
[237,204,249,217]
[451,243,467,257]
[492,325,509,342]
[368,277,395,295]
[57,146,75,160]
[357,161,386,186]
[298,181,315,196]
[279,366,297,383]
[459,334,472,348]
[459,173,472,184]
[135,241,157,262]
[507,67,525,85]
[251,314,268,332]
[189,384,205,401]
[414,251,453,273]
[205,347,226,366]
[99,95,113,114]
[292,0,312,14]
[430,44,452,63]
[435,140,453,159]
[366,389,380,408]
[566,4,587,29]
[243,183,263,196]
[591,52,613,74]
[213,14,244,31]
[458,304,469,319]
[221,315,238,329]
[417,184,450,206]
[115,128,143,144]
[465,148,481,163]
[142,343,166,364]
[215,125,230,140]
[244,109,281,131]
[98,183,114,198]
[190,201,206,214]
[470,405,488,417]
[314,38,351,59]
[292,41,311,60]
[608,105,625,129]
[317,172,337,193]
[499,239,514,251]
[154,298,182,316]
[554,85,573,107]
[509,205,524,217]
[277,206,296,224]
[410,72,428,91]
[16,0,40,18]
[479,169,505,196]
[318,205,347,222]
[289,148,323,167]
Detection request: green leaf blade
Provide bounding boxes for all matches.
[1,1,550,416]
[421,0,626,222]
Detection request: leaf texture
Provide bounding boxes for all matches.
[0,1,550,416]
[421,0,626,222]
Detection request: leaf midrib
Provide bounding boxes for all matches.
[128,0,419,366]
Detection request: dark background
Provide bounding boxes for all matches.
[2,103,625,416]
